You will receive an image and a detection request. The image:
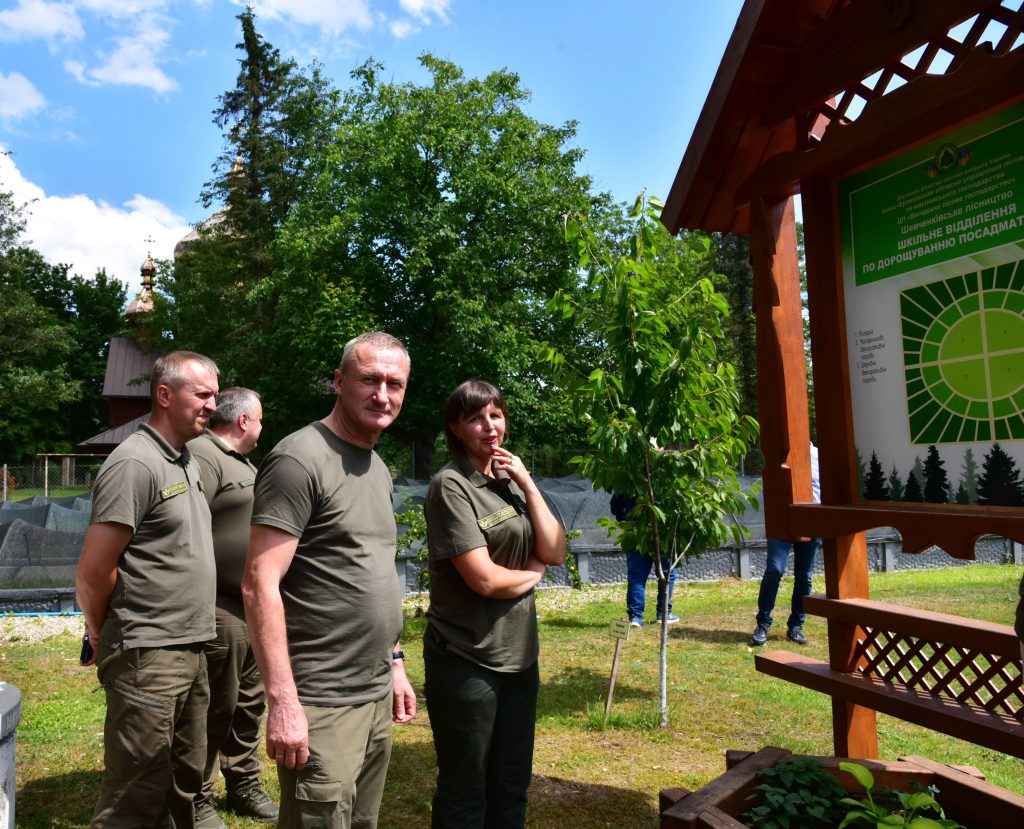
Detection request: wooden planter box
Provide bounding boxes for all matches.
[659,747,1024,829]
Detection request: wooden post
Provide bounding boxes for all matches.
[803,176,877,758]
[748,194,813,542]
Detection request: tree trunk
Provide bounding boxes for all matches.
[412,439,434,479]
[657,571,670,727]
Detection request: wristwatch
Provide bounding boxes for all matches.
[392,650,405,661]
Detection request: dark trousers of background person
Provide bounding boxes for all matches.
[198,601,265,805]
[626,550,676,623]
[756,537,820,630]
[90,642,209,829]
[423,627,539,829]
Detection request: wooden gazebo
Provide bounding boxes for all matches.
[662,0,1024,767]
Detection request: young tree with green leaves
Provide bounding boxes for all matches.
[542,195,759,727]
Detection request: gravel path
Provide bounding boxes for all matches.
[0,585,617,647]
[0,614,84,646]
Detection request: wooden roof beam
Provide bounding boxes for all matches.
[760,0,998,128]
[736,43,1024,209]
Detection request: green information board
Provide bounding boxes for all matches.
[838,102,1024,504]
[842,106,1024,286]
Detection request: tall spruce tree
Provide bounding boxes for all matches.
[863,451,890,500]
[922,445,951,504]
[976,443,1024,506]
[162,8,343,443]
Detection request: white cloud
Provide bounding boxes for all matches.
[399,0,450,24]
[245,0,373,34]
[75,20,179,93]
[0,1,182,95]
[389,19,415,39]
[0,0,84,43]
[0,72,47,120]
[0,147,189,296]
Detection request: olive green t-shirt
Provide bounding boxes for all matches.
[90,423,216,649]
[425,457,539,672]
[188,430,257,604]
[250,422,403,706]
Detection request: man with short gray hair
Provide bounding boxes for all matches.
[244,331,416,829]
[189,388,278,827]
[77,350,219,828]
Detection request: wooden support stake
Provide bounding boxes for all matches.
[605,619,631,725]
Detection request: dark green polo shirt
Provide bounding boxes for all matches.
[251,422,403,707]
[188,430,257,603]
[90,423,216,648]
[425,456,539,672]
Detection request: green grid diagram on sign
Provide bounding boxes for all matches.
[901,260,1024,445]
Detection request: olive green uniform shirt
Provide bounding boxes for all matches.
[250,422,403,707]
[188,430,257,614]
[425,457,539,672]
[90,422,216,648]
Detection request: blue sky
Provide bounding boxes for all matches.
[0,0,744,296]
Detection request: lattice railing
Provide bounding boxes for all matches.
[852,624,1024,719]
[796,0,1024,149]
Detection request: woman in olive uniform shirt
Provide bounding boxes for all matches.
[423,380,567,829]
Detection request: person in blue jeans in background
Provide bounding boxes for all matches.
[751,443,820,646]
[610,492,679,628]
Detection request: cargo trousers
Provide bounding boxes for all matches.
[90,641,209,829]
[197,601,265,803]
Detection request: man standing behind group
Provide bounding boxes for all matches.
[188,387,278,828]
[76,351,219,828]
[243,331,417,829]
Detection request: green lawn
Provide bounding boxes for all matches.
[6,564,1023,828]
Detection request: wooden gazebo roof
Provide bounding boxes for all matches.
[663,0,1024,236]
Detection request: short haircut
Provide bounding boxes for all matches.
[150,351,219,400]
[209,387,261,429]
[443,379,508,457]
[339,332,409,376]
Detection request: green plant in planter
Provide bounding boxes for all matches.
[838,761,963,829]
[744,758,848,829]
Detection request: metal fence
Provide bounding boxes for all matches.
[1,455,106,502]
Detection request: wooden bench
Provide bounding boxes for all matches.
[754,595,1024,759]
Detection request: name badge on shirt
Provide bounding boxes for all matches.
[160,482,189,500]
[239,477,256,488]
[477,505,517,530]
